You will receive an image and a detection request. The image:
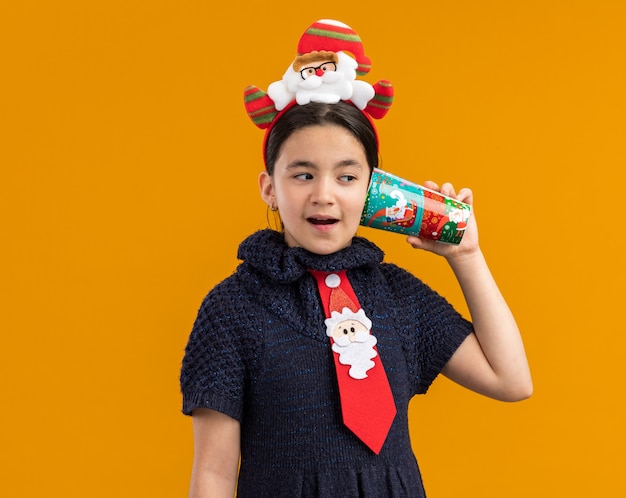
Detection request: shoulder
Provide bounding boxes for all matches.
[349,262,438,324]
[183,265,263,375]
[366,262,461,325]
[196,273,238,312]
[377,262,434,297]
[198,262,255,309]
[190,264,261,339]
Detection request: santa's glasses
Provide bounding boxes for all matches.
[300,62,337,80]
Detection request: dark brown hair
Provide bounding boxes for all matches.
[264,101,379,175]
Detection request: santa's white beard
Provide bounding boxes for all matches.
[284,68,353,105]
[297,70,343,89]
[332,332,378,380]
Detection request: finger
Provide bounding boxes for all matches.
[406,235,421,248]
[440,182,456,199]
[423,180,439,191]
[406,235,447,255]
[456,187,473,204]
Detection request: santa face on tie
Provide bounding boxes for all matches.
[325,307,378,380]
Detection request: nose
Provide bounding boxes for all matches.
[310,177,335,205]
[316,68,325,77]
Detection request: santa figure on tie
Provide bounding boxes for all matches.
[325,306,378,380]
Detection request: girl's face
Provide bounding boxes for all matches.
[259,124,371,255]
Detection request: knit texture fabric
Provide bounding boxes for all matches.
[180,229,473,497]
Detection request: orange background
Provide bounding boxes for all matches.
[2,1,625,496]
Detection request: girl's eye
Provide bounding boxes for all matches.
[340,175,357,182]
[294,173,313,180]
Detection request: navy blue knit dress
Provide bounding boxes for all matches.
[180,230,473,497]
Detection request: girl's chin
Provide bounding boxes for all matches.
[283,235,353,255]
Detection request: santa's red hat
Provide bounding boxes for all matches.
[297,19,372,76]
[325,273,359,313]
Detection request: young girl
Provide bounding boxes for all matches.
[180,20,532,498]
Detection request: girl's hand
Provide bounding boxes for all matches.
[406,181,480,261]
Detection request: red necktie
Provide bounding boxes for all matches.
[311,270,397,454]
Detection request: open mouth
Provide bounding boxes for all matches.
[308,217,338,226]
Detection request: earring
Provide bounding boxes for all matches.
[266,204,282,232]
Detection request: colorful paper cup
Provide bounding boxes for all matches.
[360,168,471,245]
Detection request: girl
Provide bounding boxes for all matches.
[180,21,532,498]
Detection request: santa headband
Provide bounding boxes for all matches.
[243,19,394,167]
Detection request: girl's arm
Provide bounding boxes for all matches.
[189,408,240,498]
[407,182,533,402]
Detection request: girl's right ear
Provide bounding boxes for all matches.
[258,171,276,208]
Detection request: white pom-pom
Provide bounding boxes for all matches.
[325,273,341,288]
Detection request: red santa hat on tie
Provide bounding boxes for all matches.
[325,273,359,313]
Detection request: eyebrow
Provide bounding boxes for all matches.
[286,159,364,170]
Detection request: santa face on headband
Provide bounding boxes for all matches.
[267,51,375,112]
[243,19,394,129]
